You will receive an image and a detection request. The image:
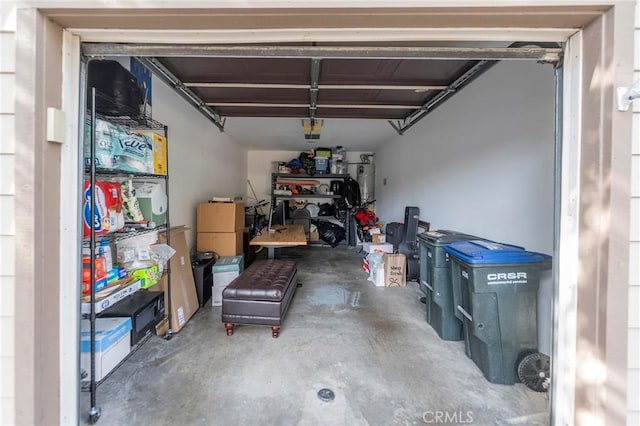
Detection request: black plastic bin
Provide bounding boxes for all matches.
[417,230,480,341]
[444,240,551,385]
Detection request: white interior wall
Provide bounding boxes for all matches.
[151,75,247,250]
[226,117,396,151]
[247,150,297,205]
[375,60,555,354]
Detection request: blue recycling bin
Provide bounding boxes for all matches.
[417,230,480,341]
[444,240,551,385]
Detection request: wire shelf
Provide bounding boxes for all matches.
[87,90,164,131]
[86,168,168,180]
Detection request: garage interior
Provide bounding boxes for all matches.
[85,246,549,426]
[79,39,558,425]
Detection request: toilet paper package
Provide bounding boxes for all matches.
[84,118,154,174]
[82,180,125,238]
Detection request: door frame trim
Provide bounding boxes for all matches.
[12,4,632,425]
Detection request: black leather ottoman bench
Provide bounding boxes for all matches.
[222,259,297,338]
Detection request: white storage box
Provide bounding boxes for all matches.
[212,255,244,306]
[80,317,132,382]
[362,242,394,254]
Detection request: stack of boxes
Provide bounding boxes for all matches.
[196,202,245,256]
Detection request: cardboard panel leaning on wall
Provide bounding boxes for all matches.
[158,226,199,333]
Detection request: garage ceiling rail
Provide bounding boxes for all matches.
[82,43,562,135]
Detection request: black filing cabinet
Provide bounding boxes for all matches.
[192,257,214,307]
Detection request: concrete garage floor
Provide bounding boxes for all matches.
[83,245,548,426]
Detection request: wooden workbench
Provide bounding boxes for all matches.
[249,224,307,258]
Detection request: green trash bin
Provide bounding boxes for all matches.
[417,230,480,341]
[444,240,551,385]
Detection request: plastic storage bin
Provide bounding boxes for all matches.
[315,157,329,174]
[330,146,347,174]
[417,230,479,340]
[444,240,551,384]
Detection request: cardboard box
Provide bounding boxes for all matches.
[158,226,199,333]
[154,316,169,336]
[212,255,244,306]
[384,253,406,287]
[372,233,386,244]
[362,242,394,254]
[135,130,167,175]
[197,202,244,233]
[130,265,159,289]
[81,279,142,314]
[197,231,243,256]
[80,317,132,382]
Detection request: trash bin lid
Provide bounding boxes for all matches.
[444,240,550,265]
[418,229,480,244]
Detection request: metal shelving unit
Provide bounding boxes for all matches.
[270,173,352,205]
[271,172,354,246]
[273,194,342,199]
[83,88,172,424]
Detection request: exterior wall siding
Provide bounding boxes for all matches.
[0,6,16,425]
[631,4,640,424]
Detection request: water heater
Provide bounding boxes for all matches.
[357,154,375,203]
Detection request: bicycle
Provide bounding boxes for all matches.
[245,199,269,253]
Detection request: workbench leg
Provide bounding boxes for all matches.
[267,247,275,259]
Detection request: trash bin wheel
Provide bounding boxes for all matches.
[517,352,551,392]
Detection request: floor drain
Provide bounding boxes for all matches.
[317,388,335,402]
